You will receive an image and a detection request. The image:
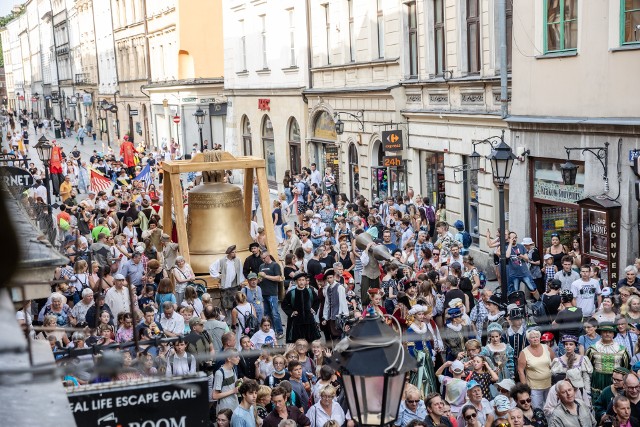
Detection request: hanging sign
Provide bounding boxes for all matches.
[383,155,403,167]
[173,115,181,124]
[0,167,36,194]
[382,130,403,152]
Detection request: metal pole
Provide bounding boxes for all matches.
[176,122,180,152]
[199,127,203,152]
[44,165,52,216]
[498,0,508,119]
[498,183,508,304]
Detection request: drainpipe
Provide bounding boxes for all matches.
[305,0,313,90]
[498,0,508,119]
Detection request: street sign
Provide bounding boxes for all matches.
[382,129,403,152]
[383,155,403,167]
[67,376,209,427]
[173,115,181,124]
[0,166,36,194]
[129,109,139,116]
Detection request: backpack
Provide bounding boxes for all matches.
[531,299,550,325]
[235,307,259,336]
[425,205,436,224]
[461,231,472,249]
[301,181,311,201]
[478,271,487,289]
[169,353,194,374]
[59,218,70,231]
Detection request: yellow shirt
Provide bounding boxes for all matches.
[60,181,72,200]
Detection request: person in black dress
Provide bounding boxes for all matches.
[281,272,320,344]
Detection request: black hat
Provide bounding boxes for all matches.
[486,294,504,309]
[324,268,335,278]
[225,245,237,254]
[249,242,260,250]
[292,271,308,281]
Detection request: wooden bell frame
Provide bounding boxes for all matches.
[162,152,279,268]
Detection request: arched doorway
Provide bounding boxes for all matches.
[261,115,276,188]
[310,110,338,190]
[348,143,359,200]
[288,117,301,175]
[242,115,252,156]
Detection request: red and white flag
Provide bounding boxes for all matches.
[90,169,114,193]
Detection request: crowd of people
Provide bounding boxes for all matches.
[5,110,640,427]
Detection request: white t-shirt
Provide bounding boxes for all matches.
[571,278,601,316]
[250,329,276,349]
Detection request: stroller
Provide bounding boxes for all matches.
[507,291,529,323]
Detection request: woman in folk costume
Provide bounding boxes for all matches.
[407,304,441,396]
[49,142,64,197]
[119,135,137,177]
[365,288,386,316]
[441,307,472,361]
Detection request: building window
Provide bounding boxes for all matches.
[324,3,331,65]
[622,0,640,44]
[240,19,247,71]
[408,1,418,78]
[466,0,480,73]
[288,9,296,66]
[348,0,355,62]
[288,118,301,175]
[544,0,578,53]
[377,0,385,58]
[262,115,276,186]
[260,15,268,69]
[434,0,446,75]
[242,116,252,156]
[348,143,360,200]
[463,156,480,244]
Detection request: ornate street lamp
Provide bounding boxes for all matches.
[560,142,609,192]
[34,135,53,215]
[193,107,207,152]
[334,110,364,136]
[328,312,416,426]
[560,159,579,186]
[488,140,516,186]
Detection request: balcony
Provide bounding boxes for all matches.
[74,73,93,85]
[55,44,69,56]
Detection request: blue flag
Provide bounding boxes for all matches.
[133,163,152,189]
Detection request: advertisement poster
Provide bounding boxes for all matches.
[582,208,608,259]
[67,376,209,427]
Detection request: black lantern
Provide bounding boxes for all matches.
[328,313,416,426]
[469,149,482,171]
[194,107,206,126]
[487,140,516,185]
[560,159,579,186]
[335,118,345,135]
[34,135,53,166]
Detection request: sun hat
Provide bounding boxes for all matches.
[495,379,516,392]
[521,237,534,246]
[466,380,481,390]
[451,360,464,374]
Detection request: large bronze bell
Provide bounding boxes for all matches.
[187,182,254,274]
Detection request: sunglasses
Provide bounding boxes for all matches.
[464,413,478,420]
[519,398,532,405]
[406,400,420,404]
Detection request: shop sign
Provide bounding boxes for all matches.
[0,167,36,193]
[382,130,403,152]
[181,97,197,103]
[533,181,583,204]
[209,103,227,116]
[582,209,608,258]
[383,155,403,167]
[67,377,208,427]
[258,98,271,111]
[82,93,92,105]
[129,109,139,116]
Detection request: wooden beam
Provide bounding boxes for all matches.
[163,158,265,174]
[162,172,173,236]
[243,168,254,227]
[256,167,279,261]
[170,173,191,265]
